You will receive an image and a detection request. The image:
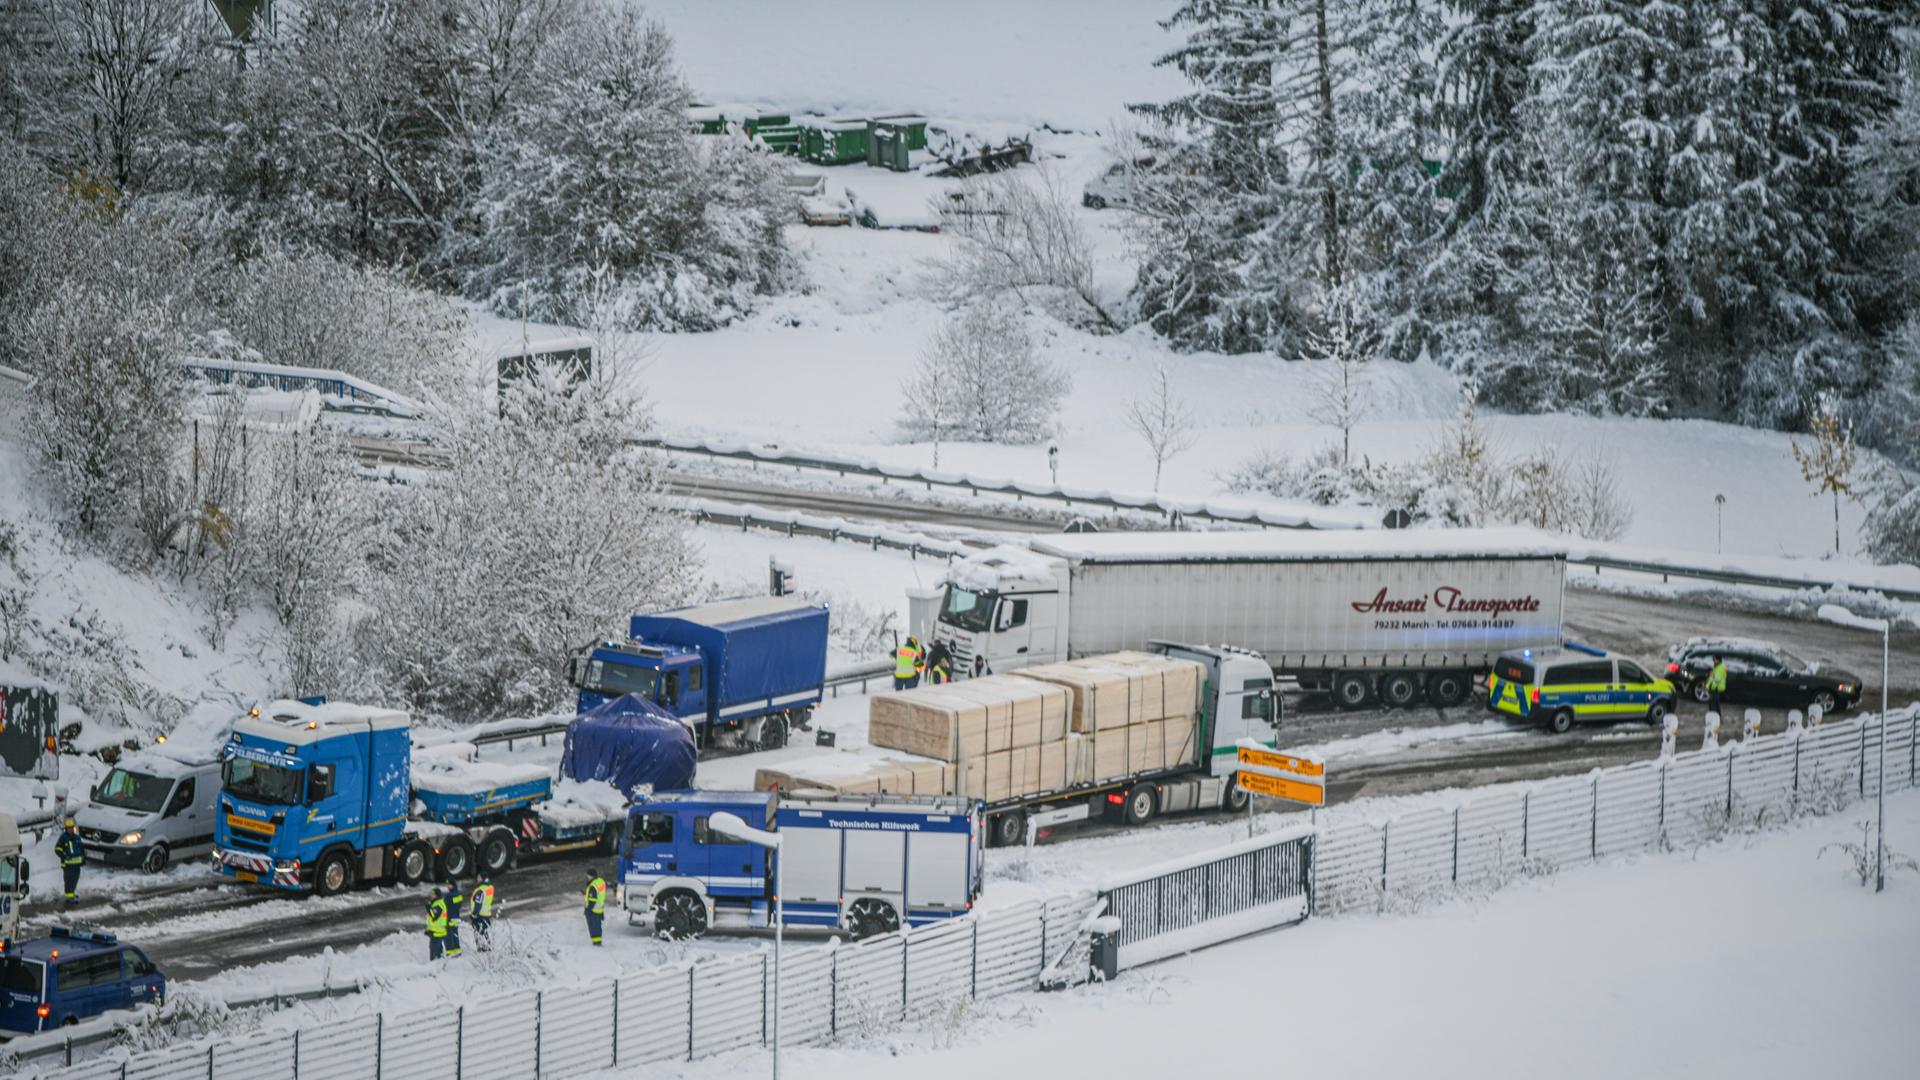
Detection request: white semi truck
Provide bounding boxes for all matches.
[928,529,1567,710]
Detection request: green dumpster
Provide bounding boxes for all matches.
[868,124,913,172]
[873,114,928,151]
[802,117,871,165]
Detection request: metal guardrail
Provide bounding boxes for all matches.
[639,436,1358,531]
[646,436,1920,602]
[4,977,367,1069]
[1571,554,1920,603]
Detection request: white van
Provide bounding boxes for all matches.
[75,751,221,874]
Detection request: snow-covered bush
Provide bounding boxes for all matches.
[353,361,697,719]
[899,304,1069,446]
[463,2,794,331]
[931,166,1117,332]
[218,250,469,394]
[11,281,193,539]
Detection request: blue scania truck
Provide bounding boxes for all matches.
[570,596,830,753]
[212,700,631,895]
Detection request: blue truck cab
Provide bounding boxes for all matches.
[619,790,984,941]
[212,700,411,895]
[571,596,830,752]
[0,927,165,1035]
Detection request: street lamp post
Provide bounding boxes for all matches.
[1818,605,1892,892]
[709,811,784,1076]
[1714,493,1726,554]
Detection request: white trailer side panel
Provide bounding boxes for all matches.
[842,829,906,894]
[904,831,969,909]
[1063,556,1565,669]
[779,825,842,904]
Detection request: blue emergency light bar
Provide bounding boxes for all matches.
[1563,641,1608,657]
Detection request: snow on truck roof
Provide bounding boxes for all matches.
[645,595,822,627]
[233,700,410,746]
[1025,528,1570,564]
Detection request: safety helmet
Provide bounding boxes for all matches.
[64,817,77,827]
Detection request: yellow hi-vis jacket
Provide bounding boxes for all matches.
[894,644,920,678]
[585,877,607,914]
[426,898,448,937]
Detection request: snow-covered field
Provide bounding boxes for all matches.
[599,789,1920,1080]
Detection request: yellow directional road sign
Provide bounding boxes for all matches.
[1236,769,1326,806]
[1237,745,1325,778]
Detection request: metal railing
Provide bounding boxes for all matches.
[645,435,1920,602]
[1313,706,1919,914]
[23,894,1099,1080]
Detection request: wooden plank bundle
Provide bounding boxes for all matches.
[1012,653,1200,733]
[1072,715,1198,785]
[754,756,953,797]
[867,675,1070,760]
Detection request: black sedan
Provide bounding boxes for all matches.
[1663,637,1863,713]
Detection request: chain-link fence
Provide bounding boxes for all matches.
[1315,707,1918,914]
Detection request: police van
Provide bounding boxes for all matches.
[0,926,166,1035]
[1485,643,1676,734]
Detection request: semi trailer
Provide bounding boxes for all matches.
[927,530,1567,710]
[761,643,1280,847]
[213,700,629,895]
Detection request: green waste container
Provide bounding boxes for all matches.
[868,124,912,172]
[802,117,871,165]
[872,114,928,151]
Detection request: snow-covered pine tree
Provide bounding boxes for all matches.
[1342,0,1448,358]
[1128,1,1292,352]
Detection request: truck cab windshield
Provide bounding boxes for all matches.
[94,768,172,813]
[222,756,304,805]
[0,854,19,890]
[576,657,659,698]
[941,587,996,633]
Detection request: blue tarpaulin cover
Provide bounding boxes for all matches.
[561,694,697,797]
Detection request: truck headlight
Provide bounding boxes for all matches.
[120,831,143,845]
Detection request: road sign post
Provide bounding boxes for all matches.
[1235,742,1327,836]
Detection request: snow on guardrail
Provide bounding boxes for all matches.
[643,435,1920,601]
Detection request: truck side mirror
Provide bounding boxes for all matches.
[307,763,335,803]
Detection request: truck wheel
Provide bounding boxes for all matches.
[847,898,900,940]
[479,830,514,875]
[756,716,789,752]
[1549,708,1576,735]
[396,840,434,885]
[1123,784,1157,827]
[1333,672,1374,710]
[594,822,622,857]
[1381,673,1421,709]
[141,843,170,875]
[990,810,1027,848]
[437,836,476,881]
[1428,671,1470,709]
[1223,781,1250,814]
[314,850,355,897]
[655,891,708,940]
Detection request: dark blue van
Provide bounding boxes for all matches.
[0,926,165,1035]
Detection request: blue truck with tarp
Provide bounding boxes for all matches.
[213,699,694,895]
[617,789,984,940]
[570,596,830,753]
